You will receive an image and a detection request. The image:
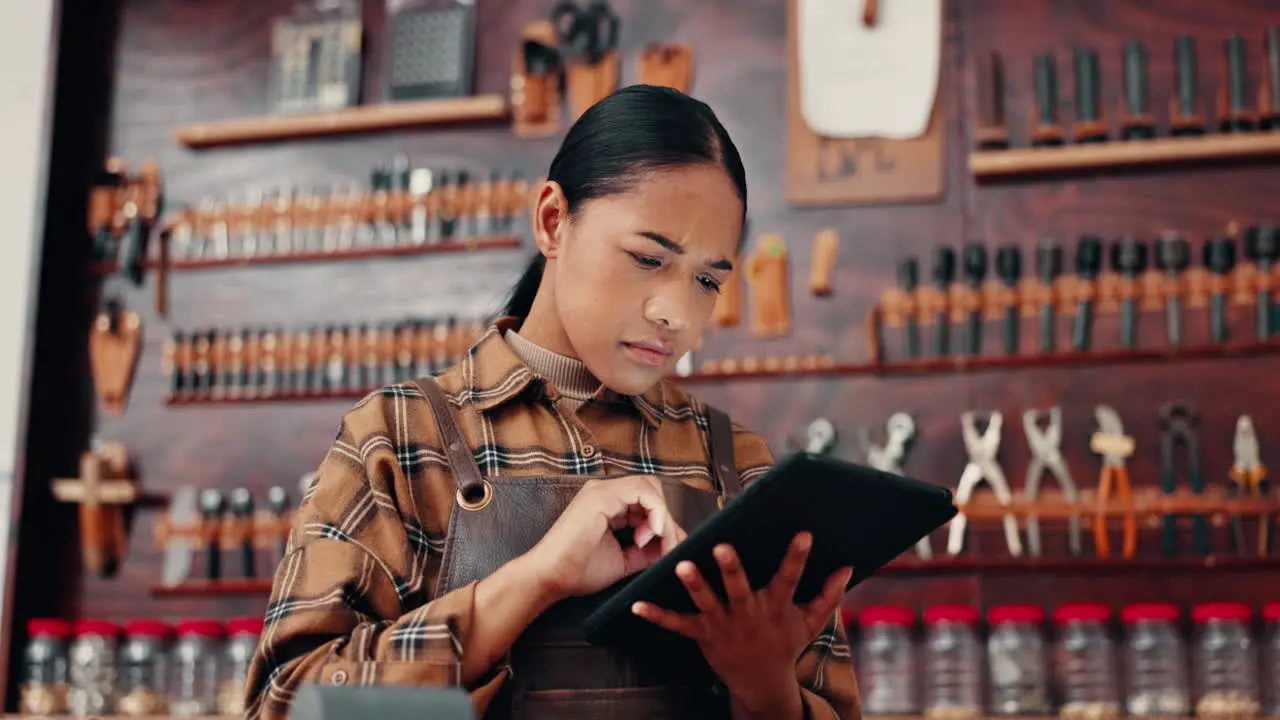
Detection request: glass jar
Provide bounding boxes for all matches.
[67,619,118,718]
[1265,603,1280,717]
[218,617,264,716]
[118,619,171,717]
[857,606,918,714]
[922,605,982,720]
[1123,603,1190,717]
[986,604,1049,715]
[170,619,223,717]
[21,618,71,715]
[1054,603,1120,720]
[1192,602,1259,720]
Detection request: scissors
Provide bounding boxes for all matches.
[551,0,620,64]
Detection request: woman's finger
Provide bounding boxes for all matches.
[804,566,853,635]
[714,544,754,607]
[631,601,700,639]
[676,560,725,615]
[767,532,812,605]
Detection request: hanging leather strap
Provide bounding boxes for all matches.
[705,405,741,498]
[414,379,487,498]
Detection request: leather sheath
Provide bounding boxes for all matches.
[417,378,742,720]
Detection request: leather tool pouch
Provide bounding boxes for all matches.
[711,269,742,327]
[639,44,693,93]
[565,50,619,120]
[513,22,563,138]
[89,305,143,414]
[745,234,792,338]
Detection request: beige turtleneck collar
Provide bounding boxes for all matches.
[503,329,601,413]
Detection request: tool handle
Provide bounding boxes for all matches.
[240,541,256,578]
[1229,480,1248,555]
[1039,303,1056,352]
[1002,307,1018,354]
[1166,296,1183,347]
[1119,299,1136,349]
[1259,290,1274,339]
[964,310,982,355]
[1211,294,1228,343]
[206,542,221,581]
[904,318,921,359]
[1188,468,1210,555]
[1160,467,1178,557]
[932,312,949,356]
[1072,302,1093,351]
[1261,478,1274,556]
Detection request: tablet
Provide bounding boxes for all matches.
[582,451,957,651]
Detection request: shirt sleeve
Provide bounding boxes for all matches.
[243,394,509,720]
[732,427,863,720]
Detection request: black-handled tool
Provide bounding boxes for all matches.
[995,245,1021,355]
[1172,34,1204,136]
[1073,47,1107,143]
[1223,35,1255,133]
[1155,232,1191,347]
[1245,225,1279,339]
[1122,40,1155,139]
[230,488,255,579]
[169,331,186,399]
[961,244,988,355]
[1159,402,1210,557]
[899,258,921,359]
[1112,237,1148,349]
[1036,239,1063,352]
[1264,28,1280,130]
[1204,238,1237,344]
[200,489,225,581]
[1032,53,1063,146]
[931,247,957,356]
[1073,236,1104,351]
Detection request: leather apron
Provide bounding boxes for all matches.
[417,379,741,720]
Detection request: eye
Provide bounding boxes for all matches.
[698,274,722,294]
[628,252,663,269]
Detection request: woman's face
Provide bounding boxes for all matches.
[548,164,744,396]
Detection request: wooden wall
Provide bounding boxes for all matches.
[12,0,1280,703]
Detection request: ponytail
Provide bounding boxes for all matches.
[502,254,546,319]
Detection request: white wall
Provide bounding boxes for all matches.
[0,0,61,613]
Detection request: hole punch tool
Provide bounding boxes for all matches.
[1159,402,1209,556]
[1023,407,1081,557]
[1229,415,1270,557]
[863,413,930,559]
[947,411,1023,557]
[1090,405,1137,558]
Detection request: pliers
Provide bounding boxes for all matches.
[1089,405,1138,558]
[1023,407,1081,556]
[864,413,930,558]
[1159,402,1209,556]
[947,410,1023,557]
[1230,415,1271,556]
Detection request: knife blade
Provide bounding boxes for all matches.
[161,485,198,587]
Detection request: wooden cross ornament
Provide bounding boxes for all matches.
[52,442,138,576]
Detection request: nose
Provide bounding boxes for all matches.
[643,287,691,332]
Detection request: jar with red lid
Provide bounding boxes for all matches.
[922,605,982,720]
[218,617,264,716]
[857,606,918,714]
[1265,603,1280,716]
[67,619,119,718]
[1192,602,1259,719]
[1122,602,1189,717]
[986,604,1049,715]
[118,619,171,717]
[170,619,223,717]
[21,618,71,715]
[1054,603,1119,720]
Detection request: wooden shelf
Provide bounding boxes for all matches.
[92,235,521,275]
[174,94,510,149]
[150,578,273,598]
[880,556,1280,576]
[969,131,1280,180]
[957,486,1276,522]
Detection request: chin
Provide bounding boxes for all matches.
[596,363,668,397]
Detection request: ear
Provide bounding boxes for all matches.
[531,180,570,259]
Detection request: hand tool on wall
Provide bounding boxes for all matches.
[1155,232,1191,347]
[1220,35,1255,133]
[864,413,930,558]
[161,486,197,587]
[1112,236,1148,350]
[639,44,694,94]
[974,50,1009,150]
[1171,34,1205,136]
[200,488,225,581]
[230,487,255,579]
[1263,28,1280,130]
[993,245,1021,354]
[1121,40,1155,140]
[1204,237,1237,343]
[948,411,1023,557]
[932,246,956,356]
[89,300,143,415]
[1072,236,1103,352]
[1023,407,1081,557]
[1244,224,1278,339]
[1229,415,1270,557]
[1072,47,1107,144]
[553,0,620,120]
[801,419,837,455]
[1159,402,1209,557]
[809,229,838,296]
[51,442,139,577]
[1090,405,1137,558]
[1031,53,1064,147]
[745,234,792,338]
[164,331,187,401]
[960,244,988,355]
[899,258,922,358]
[1034,239,1063,352]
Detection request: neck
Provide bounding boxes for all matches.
[515,264,578,359]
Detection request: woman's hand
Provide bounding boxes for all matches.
[631,532,852,717]
[525,475,685,601]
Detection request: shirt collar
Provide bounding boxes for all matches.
[462,317,667,429]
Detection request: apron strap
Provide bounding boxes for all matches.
[414,379,487,498]
[705,405,742,498]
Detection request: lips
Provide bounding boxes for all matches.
[622,339,674,367]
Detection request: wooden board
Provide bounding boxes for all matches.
[785,0,946,206]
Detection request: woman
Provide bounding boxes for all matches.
[244,85,860,720]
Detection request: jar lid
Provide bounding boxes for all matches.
[73,619,120,637]
[1263,602,1280,622]
[1053,603,1111,624]
[923,604,979,625]
[176,619,225,637]
[988,604,1045,625]
[226,617,265,636]
[27,618,72,638]
[1192,603,1252,623]
[858,606,915,627]
[124,619,172,638]
[1122,602,1181,624]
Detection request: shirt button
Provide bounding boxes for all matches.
[581,445,596,457]
[330,670,348,686]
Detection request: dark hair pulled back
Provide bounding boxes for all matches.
[502,85,747,319]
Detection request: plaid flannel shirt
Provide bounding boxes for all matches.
[243,319,860,719]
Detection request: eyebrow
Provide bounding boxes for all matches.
[637,231,734,271]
